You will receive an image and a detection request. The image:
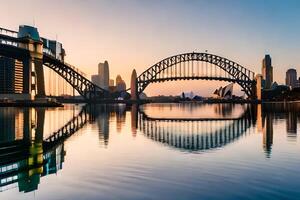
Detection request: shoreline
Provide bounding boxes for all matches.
[0,99,299,108]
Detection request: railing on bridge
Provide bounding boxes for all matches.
[0,34,18,47]
[0,27,18,38]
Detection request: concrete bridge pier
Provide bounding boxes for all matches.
[34,59,46,97]
[131,104,138,136]
[18,26,46,98]
[22,57,45,98]
[130,69,138,101]
[255,74,263,101]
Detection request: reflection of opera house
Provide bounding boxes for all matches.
[213,83,234,99]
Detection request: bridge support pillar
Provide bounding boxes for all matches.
[19,33,45,98]
[131,104,138,136]
[23,108,32,141]
[130,69,138,101]
[34,59,46,97]
[35,108,45,142]
[255,74,263,100]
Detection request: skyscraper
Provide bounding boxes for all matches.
[115,75,126,92]
[262,55,273,89]
[286,68,297,88]
[91,74,100,87]
[116,75,123,85]
[98,61,109,90]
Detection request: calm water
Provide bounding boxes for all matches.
[1,103,300,200]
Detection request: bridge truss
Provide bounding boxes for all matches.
[137,52,256,98]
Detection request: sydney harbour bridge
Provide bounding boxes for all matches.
[0,25,259,101]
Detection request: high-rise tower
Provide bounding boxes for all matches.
[98,61,109,90]
[262,55,273,89]
[286,68,297,88]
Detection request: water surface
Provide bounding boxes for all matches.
[0,103,300,200]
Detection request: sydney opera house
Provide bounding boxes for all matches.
[213,83,234,99]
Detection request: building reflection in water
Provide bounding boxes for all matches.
[263,113,273,157]
[89,104,127,147]
[256,104,273,157]
[131,104,138,137]
[94,106,110,146]
[213,103,234,117]
[0,107,66,193]
[116,105,126,133]
[1,103,299,193]
[287,112,297,137]
[256,103,300,157]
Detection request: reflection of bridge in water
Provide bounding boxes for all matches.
[1,103,299,192]
[138,105,254,152]
[0,106,89,193]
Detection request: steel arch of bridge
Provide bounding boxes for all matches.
[43,54,108,99]
[0,33,107,100]
[137,52,256,97]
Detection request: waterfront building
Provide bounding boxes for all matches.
[286,68,297,88]
[115,75,122,86]
[0,56,23,95]
[42,38,65,61]
[98,61,109,90]
[213,83,234,99]
[262,55,273,89]
[115,75,126,92]
[298,77,300,88]
[182,91,195,99]
[116,80,126,92]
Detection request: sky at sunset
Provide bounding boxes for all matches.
[1,0,300,96]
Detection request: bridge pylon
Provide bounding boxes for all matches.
[18,26,46,98]
[254,74,263,100]
[130,69,138,101]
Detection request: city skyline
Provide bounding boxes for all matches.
[1,0,300,96]
[2,1,300,199]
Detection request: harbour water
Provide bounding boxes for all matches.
[0,103,300,200]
